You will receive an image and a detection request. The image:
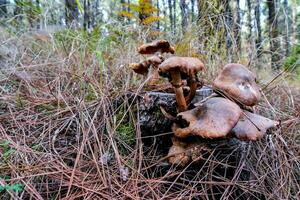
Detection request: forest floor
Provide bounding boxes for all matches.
[0,27,299,199]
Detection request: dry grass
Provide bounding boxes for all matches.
[0,25,299,199]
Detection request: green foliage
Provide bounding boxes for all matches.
[15,0,42,24]
[74,0,84,14]
[0,184,24,193]
[115,105,136,147]
[0,140,16,161]
[284,45,300,80]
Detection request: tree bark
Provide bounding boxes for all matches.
[65,0,79,28]
[283,0,290,56]
[180,0,188,34]
[156,0,160,30]
[173,0,176,35]
[83,0,91,31]
[267,0,280,70]
[225,0,233,62]
[168,0,174,34]
[234,0,241,54]
[36,0,40,29]
[246,0,252,39]
[254,0,262,58]
[191,0,195,22]
[0,0,7,18]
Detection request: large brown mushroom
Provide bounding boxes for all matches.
[138,40,175,55]
[230,110,279,141]
[173,97,242,138]
[213,63,261,106]
[159,56,205,112]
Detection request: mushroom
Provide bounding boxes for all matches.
[213,63,261,106]
[159,56,205,112]
[138,40,175,55]
[168,137,209,166]
[230,110,279,141]
[172,97,242,138]
[131,40,175,86]
[167,137,190,167]
[130,55,163,75]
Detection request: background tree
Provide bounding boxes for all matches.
[65,0,79,28]
[180,0,187,34]
[83,0,91,31]
[267,0,281,70]
[0,0,7,18]
[254,0,262,58]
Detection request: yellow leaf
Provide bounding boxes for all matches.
[117,11,136,19]
[142,16,161,25]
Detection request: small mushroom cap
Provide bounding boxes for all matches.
[147,55,163,66]
[130,62,149,75]
[138,40,175,54]
[173,97,242,139]
[159,56,205,79]
[130,55,163,75]
[213,63,261,106]
[230,111,279,141]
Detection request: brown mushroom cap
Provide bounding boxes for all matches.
[173,97,242,139]
[138,40,175,54]
[213,63,261,106]
[230,110,279,141]
[159,56,205,79]
[130,55,163,75]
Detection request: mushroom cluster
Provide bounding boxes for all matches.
[130,40,175,86]
[130,41,279,167]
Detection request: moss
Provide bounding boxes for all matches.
[116,123,135,146]
[84,84,98,102]
[284,44,300,81]
[115,104,136,147]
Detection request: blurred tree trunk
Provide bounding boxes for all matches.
[283,0,290,56]
[173,0,176,34]
[168,0,174,34]
[197,1,228,60]
[92,0,100,27]
[156,0,160,30]
[291,0,300,41]
[191,0,195,22]
[83,0,91,31]
[234,0,241,53]
[36,0,40,29]
[65,0,79,28]
[254,0,262,57]
[180,0,188,34]
[14,0,23,23]
[267,0,280,70]
[0,0,7,18]
[225,0,233,61]
[246,0,252,39]
[162,0,167,31]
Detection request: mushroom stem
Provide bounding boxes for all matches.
[148,67,160,86]
[170,70,187,112]
[186,75,198,103]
